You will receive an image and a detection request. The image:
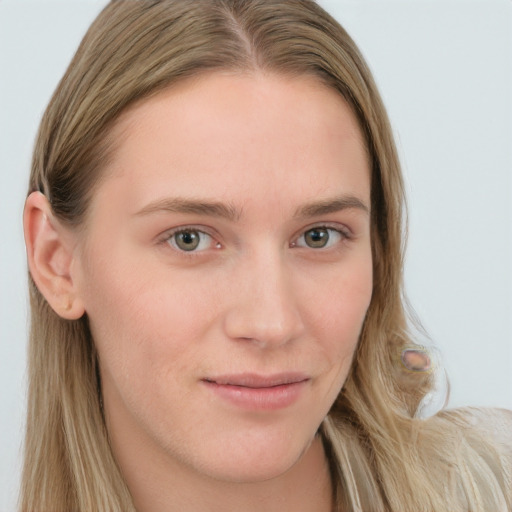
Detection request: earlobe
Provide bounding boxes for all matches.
[23,191,85,320]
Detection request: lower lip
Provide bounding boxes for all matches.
[202,380,308,411]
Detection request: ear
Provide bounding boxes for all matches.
[24,191,85,320]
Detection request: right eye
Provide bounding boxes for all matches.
[166,228,215,252]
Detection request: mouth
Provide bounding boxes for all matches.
[203,373,309,388]
[201,373,310,410]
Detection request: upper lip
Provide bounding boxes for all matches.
[202,373,309,388]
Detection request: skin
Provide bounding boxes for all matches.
[25,72,373,511]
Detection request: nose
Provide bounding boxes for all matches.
[222,251,306,348]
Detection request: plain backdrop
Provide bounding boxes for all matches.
[1,0,511,509]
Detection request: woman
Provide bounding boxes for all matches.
[21,1,512,511]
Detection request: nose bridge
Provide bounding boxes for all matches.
[223,246,305,347]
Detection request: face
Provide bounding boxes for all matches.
[72,72,372,484]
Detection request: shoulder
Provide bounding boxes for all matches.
[462,407,512,441]
[435,406,512,451]
[431,406,512,465]
[419,406,512,462]
[427,407,512,507]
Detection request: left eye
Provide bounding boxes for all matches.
[167,229,214,252]
[294,227,344,249]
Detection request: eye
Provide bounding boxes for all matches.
[293,226,345,249]
[166,229,216,252]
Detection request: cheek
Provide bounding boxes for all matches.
[309,253,373,328]
[83,277,201,432]
[85,275,200,359]
[308,256,373,367]
[77,247,194,379]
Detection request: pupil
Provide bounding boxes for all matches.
[177,230,199,251]
[306,228,329,248]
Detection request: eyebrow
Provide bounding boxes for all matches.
[295,195,370,218]
[134,194,369,221]
[134,197,242,221]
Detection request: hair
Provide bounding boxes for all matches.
[21,1,511,511]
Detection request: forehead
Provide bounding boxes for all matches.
[92,71,370,216]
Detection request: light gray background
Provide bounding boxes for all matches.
[1,0,511,509]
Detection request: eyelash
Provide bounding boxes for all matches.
[291,225,351,250]
[161,226,221,254]
[159,224,351,255]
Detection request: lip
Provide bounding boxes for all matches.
[201,373,310,411]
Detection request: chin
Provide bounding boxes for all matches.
[207,457,299,484]
[193,428,318,484]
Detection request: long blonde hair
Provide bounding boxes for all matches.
[21,1,511,511]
